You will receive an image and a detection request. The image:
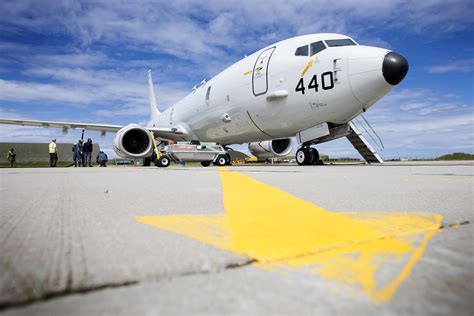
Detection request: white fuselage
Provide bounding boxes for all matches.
[151,33,395,145]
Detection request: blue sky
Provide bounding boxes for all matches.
[0,0,473,159]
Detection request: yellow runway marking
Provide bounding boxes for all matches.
[300,60,313,77]
[137,168,442,303]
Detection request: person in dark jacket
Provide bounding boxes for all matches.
[7,148,16,167]
[83,138,93,167]
[96,151,108,167]
[73,140,83,167]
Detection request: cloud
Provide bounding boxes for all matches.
[352,89,474,158]
[0,0,472,159]
[2,1,473,77]
[0,79,100,105]
[1,54,190,115]
[2,1,473,61]
[33,52,110,67]
[428,59,474,74]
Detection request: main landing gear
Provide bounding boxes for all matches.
[296,146,323,165]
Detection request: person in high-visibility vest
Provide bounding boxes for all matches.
[49,138,58,167]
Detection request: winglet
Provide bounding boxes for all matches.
[148,69,161,120]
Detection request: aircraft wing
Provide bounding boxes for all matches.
[0,118,186,139]
[0,118,123,132]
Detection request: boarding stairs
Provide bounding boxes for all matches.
[347,117,384,163]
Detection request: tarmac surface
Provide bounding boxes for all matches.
[0,161,473,315]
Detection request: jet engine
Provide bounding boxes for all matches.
[248,138,293,160]
[113,124,154,158]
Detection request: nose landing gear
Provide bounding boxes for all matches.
[296,146,323,165]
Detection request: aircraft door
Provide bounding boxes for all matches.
[252,46,276,96]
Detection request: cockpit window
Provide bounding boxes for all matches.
[325,39,357,47]
[295,45,309,56]
[310,41,326,56]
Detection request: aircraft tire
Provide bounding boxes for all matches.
[214,155,227,166]
[310,148,319,164]
[157,155,171,168]
[201,161,211,167]
[296,147,312,165]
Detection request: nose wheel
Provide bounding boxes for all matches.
[296,147,322,165]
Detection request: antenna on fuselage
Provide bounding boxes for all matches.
[148,69,161,120]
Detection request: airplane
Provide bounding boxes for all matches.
[0,33,408,166]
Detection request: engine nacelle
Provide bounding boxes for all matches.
[113,124,154,159]
[248,138,293,160]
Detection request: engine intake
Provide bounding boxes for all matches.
[114,124,153,158]
[248,138,293,160]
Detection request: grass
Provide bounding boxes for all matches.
[0,161,92,168]
[435,153,474,161]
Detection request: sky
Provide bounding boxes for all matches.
[0,0,473,159]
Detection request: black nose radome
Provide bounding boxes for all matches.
[382,52,409,85]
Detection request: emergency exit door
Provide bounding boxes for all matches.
[252,46,275,96]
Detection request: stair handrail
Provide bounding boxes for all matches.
[359,115,384,150]
[352,118,382,152]
[351,119,380,149]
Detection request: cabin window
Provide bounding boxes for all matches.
[295,45,309,56]
[325,39,357,47]
[310,41,326,56]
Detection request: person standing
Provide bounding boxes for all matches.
[7,148,16,167]
[49,138,58,167]
[72,142,77,166]
[83,138,93,167]
[73,140,83,167]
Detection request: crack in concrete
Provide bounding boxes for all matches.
[440,220,470,229]
[0,281,139,311]
[0,257,256,312]
[0,221,469,312]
